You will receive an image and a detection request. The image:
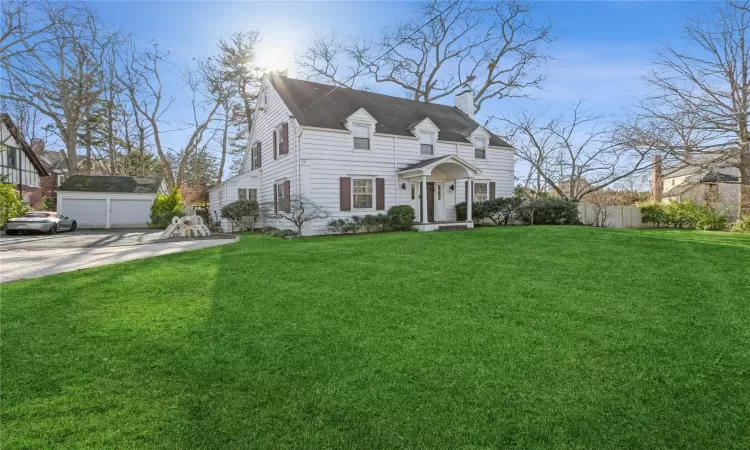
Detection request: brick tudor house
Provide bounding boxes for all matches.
[0,114,48,207]
[209,73,515,235]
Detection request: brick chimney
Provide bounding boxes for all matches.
[30,138,45,155]
[651,155,663,201]
[455,90,474,120]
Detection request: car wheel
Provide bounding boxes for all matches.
[48,224,58,234]
[71,221,77,232]
[5,230,17,235]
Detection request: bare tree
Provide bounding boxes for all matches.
[1,0,60,64]
[1,3,104,175]
[120,43,175,185]
[295,0,551,113]
[266,195,329,237]
[500,100,655,201]
[635,1,750,217]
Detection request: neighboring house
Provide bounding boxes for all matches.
[660,165,740,219]
[36,145,110,200]
[0,114,49,206]
[209,73,515,234]
[57,175,166,229]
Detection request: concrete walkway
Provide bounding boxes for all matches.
[0,231,237,283]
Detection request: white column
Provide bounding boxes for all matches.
[466,177,473,222]
[421,174,428,224]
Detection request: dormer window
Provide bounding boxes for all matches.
[474,137,487,159]
[352,123,370,150]
[420,132,435,155]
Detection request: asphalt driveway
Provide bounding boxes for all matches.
[0,230,237,283]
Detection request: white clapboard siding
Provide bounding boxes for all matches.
[211,75,516,235]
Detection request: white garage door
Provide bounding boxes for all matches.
[110,199,152,228]
[61,198,107,228]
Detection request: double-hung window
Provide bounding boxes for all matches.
[238,188,248,201]
[7,147,17,168]
[475,137,487,159]
[276,183,285,212]
[353,123,370,150]
[248,189,258,201]
[475,183,489,202]
[275,126,285,156]
[252,142,261,170]
[420,132,434,155]
[352,178,373,209]
[57,174,66,186]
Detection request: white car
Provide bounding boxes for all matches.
[5,211,78,235]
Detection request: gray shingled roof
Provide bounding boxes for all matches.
[58,175,162,193]
[268,74,511,148]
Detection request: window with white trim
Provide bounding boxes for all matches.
[248,189,257,201]
[57,174,65,186]
[352,178,373,209]
[352,123,370,150]
[474,183,488,202]
[420,132,434,155]
[238,188,248,200]
[251,142,261,170]
[275,126,285,156]
[276,182,284,203]
[474,137,487,159]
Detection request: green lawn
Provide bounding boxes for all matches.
[2,227,750,449]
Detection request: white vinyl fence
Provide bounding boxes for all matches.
[577,203,649,228]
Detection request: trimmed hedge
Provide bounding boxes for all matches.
[327,205,416,234]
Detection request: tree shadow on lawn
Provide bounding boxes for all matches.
[175,230,750,449]
[1,246,226,448]
[4,228,748,448]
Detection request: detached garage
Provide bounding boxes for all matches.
[57,176,165,229]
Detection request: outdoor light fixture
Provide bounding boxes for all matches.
[449,184,455,192]
[401,183,407,189]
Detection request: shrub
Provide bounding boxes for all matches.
[457,198,523,225]
[518,197,580,225]
[40,196,57,211]
[642,200,726,231]
[149,187,185,229]
[640,202,668,227]
[387,205,415,231]
[0,182,29,228]
[663,201,726,230]
[362,214,390,232]
[327,217,360,234]
[456,202,467,221]
[221,200,260,231]
[731,216,750,233]
[263,228,297,238]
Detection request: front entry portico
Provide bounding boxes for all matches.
[398,155,480,231]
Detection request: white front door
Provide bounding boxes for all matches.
[435,183,446,221]
[410,181,421,221]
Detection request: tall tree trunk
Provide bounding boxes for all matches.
[740,142,750,218]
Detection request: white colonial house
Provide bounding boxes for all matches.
[209,73,515,235]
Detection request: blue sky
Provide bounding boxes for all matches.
[91,1,714,174]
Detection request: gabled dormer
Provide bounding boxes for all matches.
[408,117,440,156]
[469,126,491,160]
[344,108,377,151]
